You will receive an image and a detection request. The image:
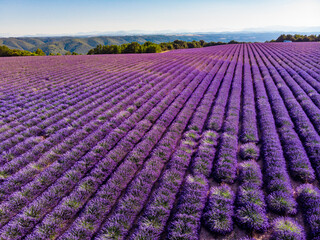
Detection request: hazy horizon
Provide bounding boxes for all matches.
[0,0,319,37]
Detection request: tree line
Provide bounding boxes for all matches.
[87,40,240,55]
[0,45,47,57]
[270,34,320,42]
[0,45,79,57]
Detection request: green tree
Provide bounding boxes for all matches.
[143,41,154,47]
[34,48,46,56]
[145,44,162,53]
[0,45,11,56]
[276,34,287,42]
[228,40,239,44]
[123,42,141,53]
[172,40,188,49]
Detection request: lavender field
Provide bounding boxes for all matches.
[0,42,320,240]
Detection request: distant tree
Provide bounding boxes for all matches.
[0,45,11,56]
[143,41,154,47]
[87,49,94,55]
[228,40,239,44]
[64,51,72,55]
[172,40,188,49]
[94,44,104,54]
[145,44,162,53]
[123,42,141,53]
[273,34,319,42]
[72,52,79,55]
[286,34,294,41]
[187,41,197,48]
[56,53,62,56]
[0,45,35,57]
[159,42,174,51]
[34,48,46,56]
[308,34,317,41]
[86,38,242,56]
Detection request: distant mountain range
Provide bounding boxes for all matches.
[0,31,319,55]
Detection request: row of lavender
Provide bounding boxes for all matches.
[0,42,320,239]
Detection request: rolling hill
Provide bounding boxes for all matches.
[0,32,285,54]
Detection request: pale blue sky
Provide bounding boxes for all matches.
[0,0,319,37]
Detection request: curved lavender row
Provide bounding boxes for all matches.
[94,69,212,240]
[0,66,97,114]
[1,55,173,120]
[297,184,320,239]
[274,42,320,62]
[126,141,195,240]
[235,161,268,232]
[127,46,239,240]
[1,51,205,129]
[0,50,205,183]
[189,46,242,177]
[0,55,178,146]
[240,44,258,143]
[164,74,228,239]
[262,43,320,97]
[63,47,235,240]
[0,54,159,98]
[191,130,218,177]
[0,56,179,161]
[248,44,297,215]
[115,45,238,238]
[0,69,156,165]
[271,217,306,240]
[0,83,184,238]
[253,43,320,134]
[207,46,240,132]
[0,60,182,201]
[253,57,315,182]
[202,185,235,235]
[187,50,235,135]
[0,53,194,173]
[166,175,208,240]
[0,65,121,119]
[222,44,243,136]
[246,45,315,182]
[0,65,156,165]
[268,43,320,79]
[163,46,239,240]
[277,126,315,183]
[187,46,240,177]
[276,44,320,81]
[256,44,320,133]
[0,53,211,232]
[0,52,197,121]
[213,44,243,183]
[251,44,320,182]
[239,143,259,160]
[1,49,220,239]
